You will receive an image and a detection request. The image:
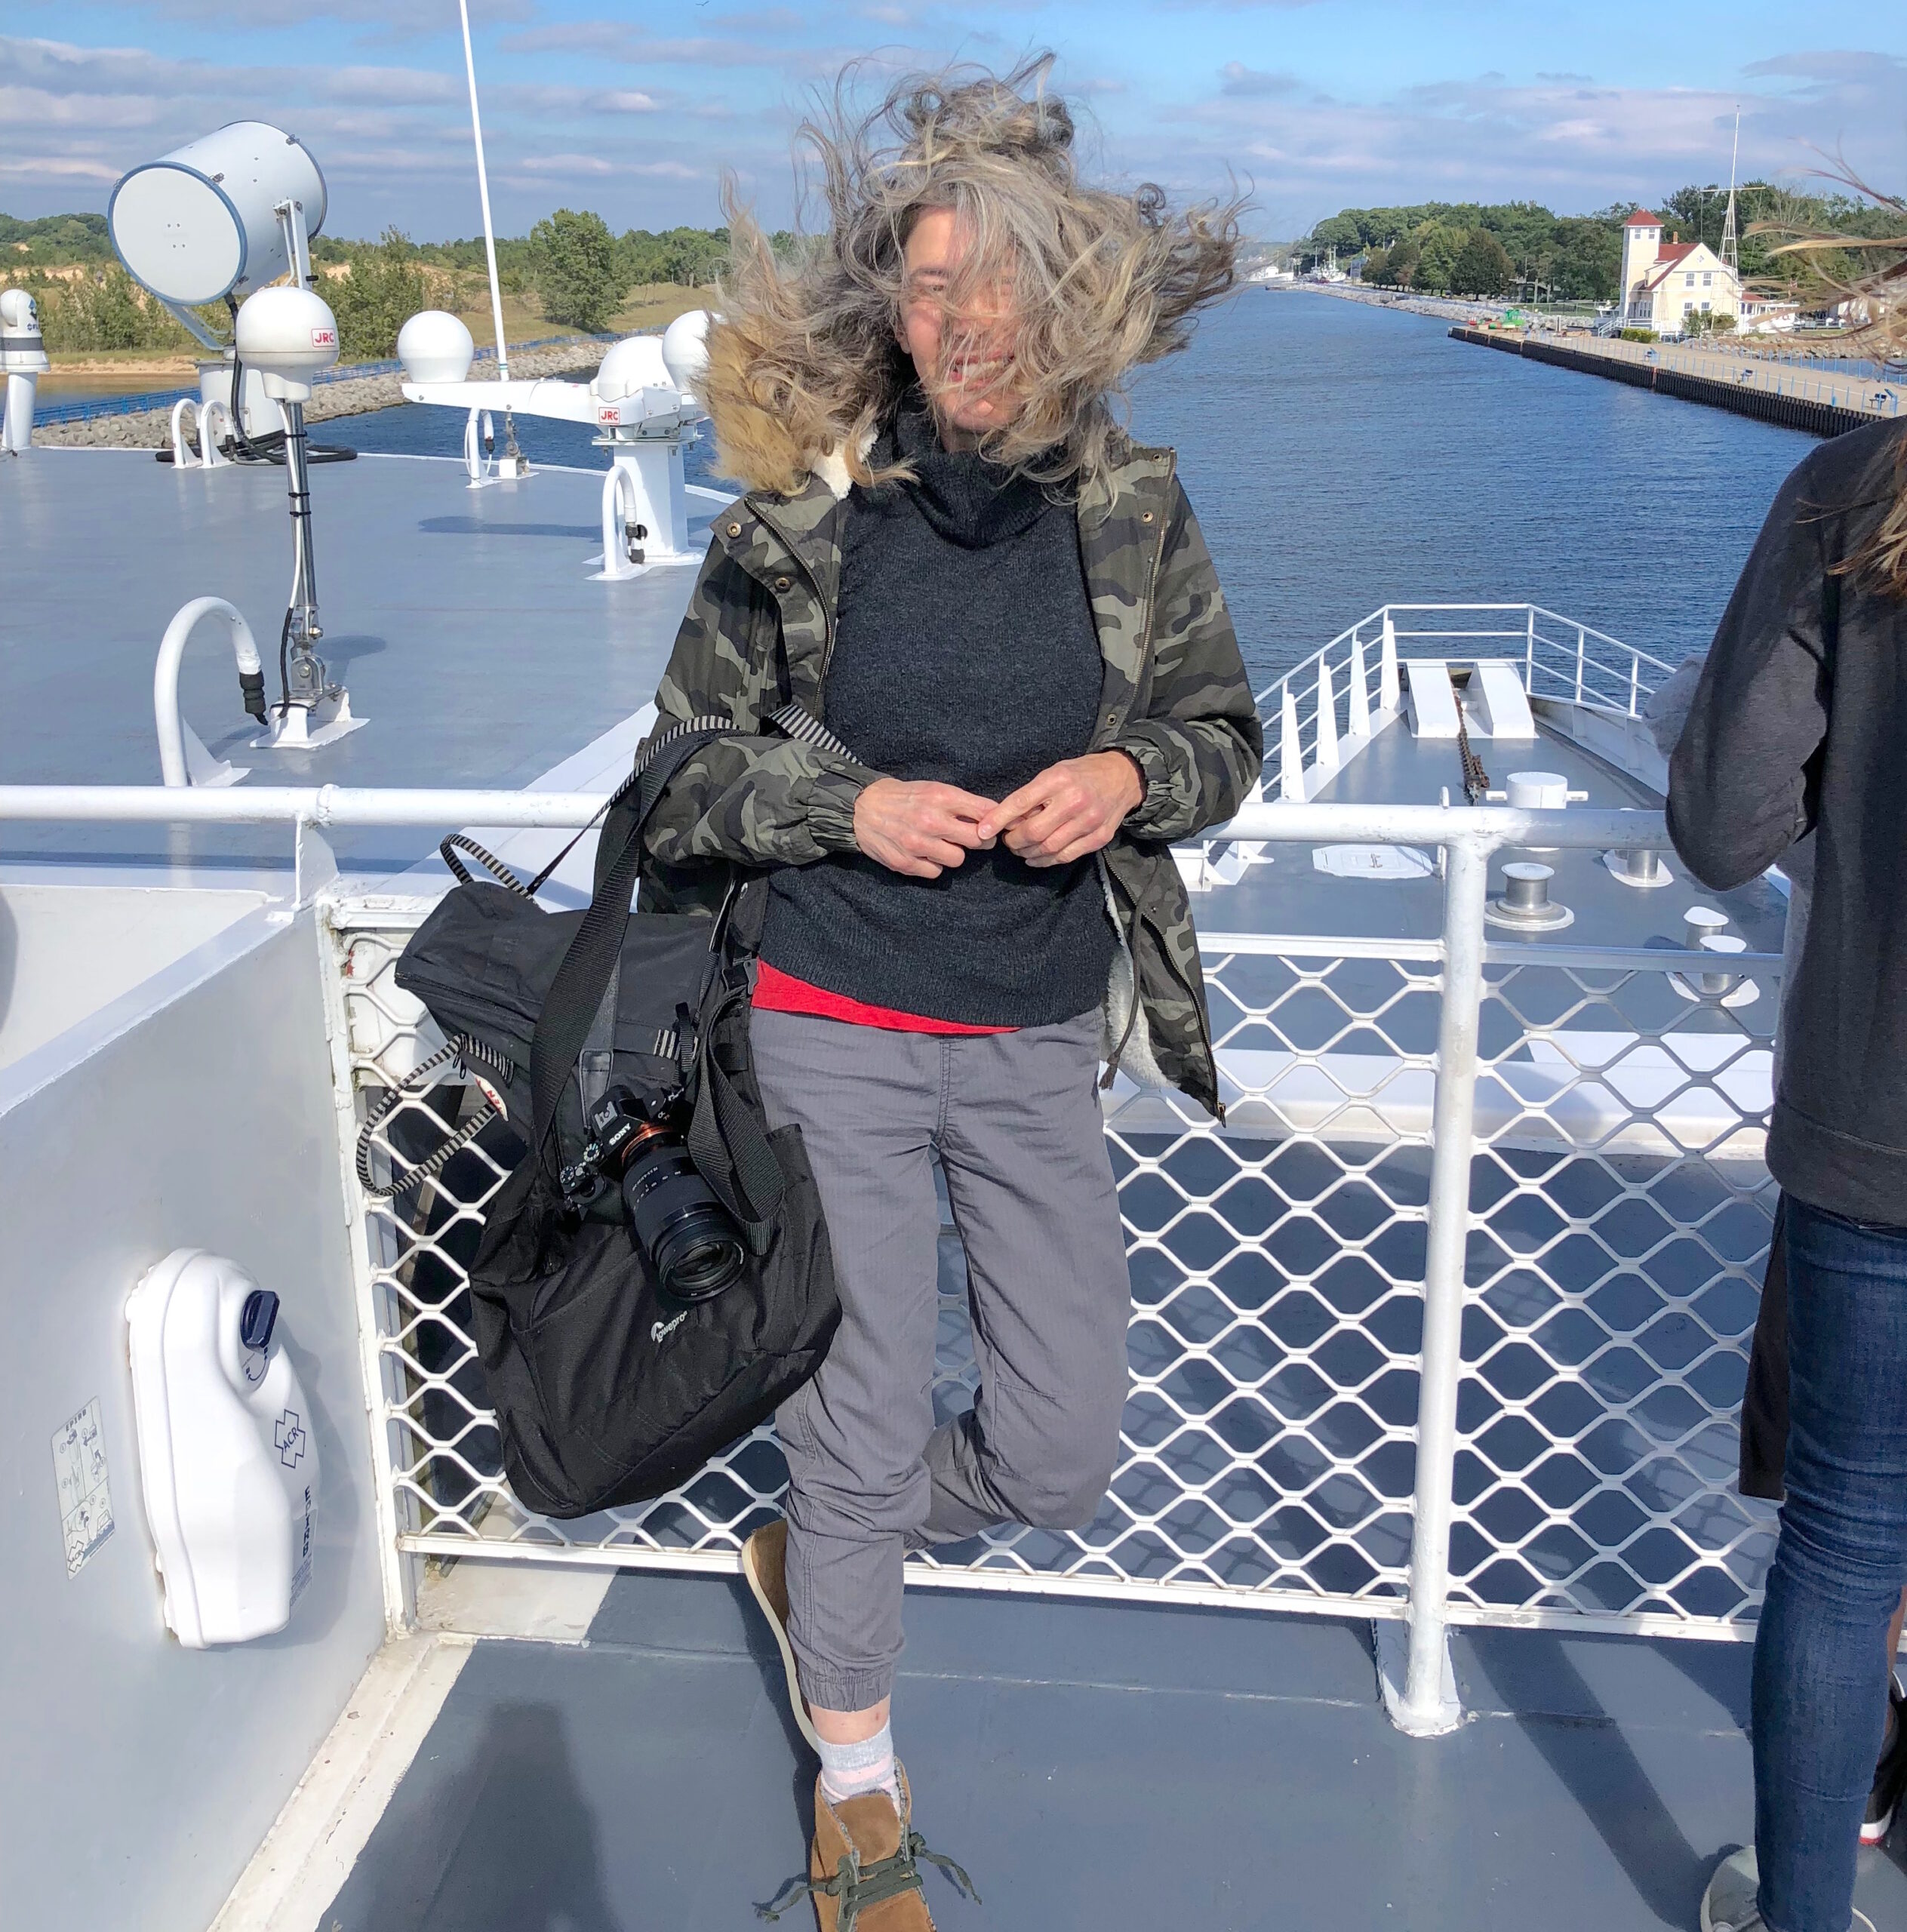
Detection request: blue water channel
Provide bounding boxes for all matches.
[329,291,1820,689]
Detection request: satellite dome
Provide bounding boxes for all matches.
[398,311,475,385]
[592,334,673,404]
[661,309,713,399]
[235,285,340,401]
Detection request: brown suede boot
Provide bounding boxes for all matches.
[758,1766,978,1932]
[741,1519,821,1752]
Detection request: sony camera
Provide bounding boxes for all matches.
[561,1084,746,1303]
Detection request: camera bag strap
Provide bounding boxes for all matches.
[527,705,859,1250]
[528,718,732,1155]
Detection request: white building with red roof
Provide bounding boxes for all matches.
[1619,210,1741,335]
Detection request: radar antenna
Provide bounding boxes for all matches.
[1721,107,1741,276]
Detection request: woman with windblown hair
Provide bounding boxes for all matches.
[637,57,1260,1926]
[1668,198,1907,1932]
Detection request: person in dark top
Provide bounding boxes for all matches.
[638,59,1260,1925]
[1669,342,1907,1928]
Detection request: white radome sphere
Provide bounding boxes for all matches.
[592,334,671,404]
[397,309,475,386]
[235,286,340,398]
[0,288,38,330]
[661,309,713,398]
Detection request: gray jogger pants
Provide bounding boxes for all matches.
[751,1007,1133,1712]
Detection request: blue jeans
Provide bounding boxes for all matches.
[1754,1196,1907,1932]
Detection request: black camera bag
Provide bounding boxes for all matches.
[379,720,841,1518]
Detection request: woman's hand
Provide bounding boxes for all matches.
[977,752,1145,868]
[853,777,999,878]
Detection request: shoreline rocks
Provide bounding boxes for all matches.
[32,341,604,449]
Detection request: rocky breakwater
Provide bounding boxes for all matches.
[33,340,605,449]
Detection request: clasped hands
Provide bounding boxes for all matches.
[851,752,1144,881]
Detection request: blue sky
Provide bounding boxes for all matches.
[3,2,1903,241]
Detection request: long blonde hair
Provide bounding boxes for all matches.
[1755,176,1907,597]
[705,56,1244,494]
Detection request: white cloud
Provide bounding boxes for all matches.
[1158,54,1907,228]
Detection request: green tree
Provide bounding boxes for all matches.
[1549,217,1621,301]
[1412,224,1466,294]
[325,228,429,361]
[32,265,192,352]
[529,208,627,332]
[0,211,112,264]
[1451,228,1515,297]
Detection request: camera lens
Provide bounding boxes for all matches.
[621,1146,746,1303]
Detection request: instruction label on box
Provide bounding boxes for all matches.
[53,1398,115,1577]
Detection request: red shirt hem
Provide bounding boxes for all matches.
[752,961,1017,1035]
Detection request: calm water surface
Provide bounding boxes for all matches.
[331,292,1819,689]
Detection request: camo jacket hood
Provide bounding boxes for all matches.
[638,437,1264,1116]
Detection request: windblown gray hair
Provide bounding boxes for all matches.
[1752,169,1907,598]
[703,56,1246,495]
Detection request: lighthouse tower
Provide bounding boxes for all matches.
[1619,211,1662,321]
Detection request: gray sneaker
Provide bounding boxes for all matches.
[1699,1847,1877,1932]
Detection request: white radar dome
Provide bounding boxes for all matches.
[592,334,671,404]
[235,285,339,401]
[1,288,38,328]
[397,310,475,385]
[661,309,713,398]
[109,121,327,307]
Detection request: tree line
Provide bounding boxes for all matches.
[1303,184,1907,303]
[4,208,759,358]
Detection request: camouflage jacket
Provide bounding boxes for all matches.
[639,440,1264,1116]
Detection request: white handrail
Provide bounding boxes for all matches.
[599,464,642,580]
[463,406,495,485]
[152,598,262,788]
[169,396,235,470]
[0,784,1661,853]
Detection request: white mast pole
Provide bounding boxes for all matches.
[457,0,524,469]
[1721,106,1741,278]
[458,0,510,386]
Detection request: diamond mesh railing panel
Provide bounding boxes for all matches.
[332,903,1777,1631]
[1450,943,1779,1626]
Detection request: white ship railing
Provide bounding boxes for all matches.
[0,788,1775,1737]
[1256,604,1681,804]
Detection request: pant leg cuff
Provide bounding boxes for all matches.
[796,1665,897,1714]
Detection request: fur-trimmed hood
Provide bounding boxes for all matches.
[700,318,869,501]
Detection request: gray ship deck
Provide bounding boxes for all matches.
[1198,694,1786,955]
[316,1570,1907,1932]
[0,447,713,878]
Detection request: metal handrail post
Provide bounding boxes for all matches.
[1398,834,1492,1735]
[1575,627,1585,704]
[1524,607,1534,689]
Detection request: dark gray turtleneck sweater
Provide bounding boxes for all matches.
[759,397,1115,1026]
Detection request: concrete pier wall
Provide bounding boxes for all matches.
[1450,326,1887,439]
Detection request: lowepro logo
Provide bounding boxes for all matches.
[651,1312,687,1344]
